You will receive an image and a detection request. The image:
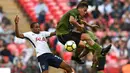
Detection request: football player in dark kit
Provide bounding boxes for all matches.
[56,1,111,71]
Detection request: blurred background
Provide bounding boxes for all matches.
[0,0,130,73]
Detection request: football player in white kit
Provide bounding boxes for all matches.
[14,15,75,73]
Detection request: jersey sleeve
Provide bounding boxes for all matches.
[69,10,78,19]
[23,32,30,38]
[41,31,51,37]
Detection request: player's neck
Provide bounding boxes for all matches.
[32,31,40,34]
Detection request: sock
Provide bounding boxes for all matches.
[74,47,83,58]
[98,56,106,70]
[92,62,97,68]
[91,43,102,56]
[86,43,106,71]
[92,56,106,71]
[74,48,79,58]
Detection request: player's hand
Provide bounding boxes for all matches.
[90,24,100,28]
[77,24,84,31]
[80,20,86,24]
[79,24,84,28]
[14,15,19,24]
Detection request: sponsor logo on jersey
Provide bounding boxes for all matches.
[36,37,47,42]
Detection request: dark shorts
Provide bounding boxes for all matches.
[57,31,82,46]
[37,53,62,72]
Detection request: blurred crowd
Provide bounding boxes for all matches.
[0,4,40,73]
[1,0,130,73]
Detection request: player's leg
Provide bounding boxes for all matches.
[73,31,97,63]
[59,61,75,73]
[71,40,86,64]
[81,33,111,57]
[37,54,50,73]
[79,41,107,70]
[74,41,85,58]
[38,58,48,73]
[42,70,48,73]
[85,30,111,57]
[82,43,109,71]
[85,30,97,42]
[80,33,111,72]
[75,32,101,66]
[84,30,108,70]
[97,56,106,70]
[81,33,101,54]
[57,33,85,64]
[69,31,105,64]
[48,54,75,73]
[79,30,97,58]
[78,47,93,58]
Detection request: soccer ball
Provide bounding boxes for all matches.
[64,40,77,52]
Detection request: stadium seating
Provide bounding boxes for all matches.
[45,11,54,22]
[104,67,120,73]
[18,0,70,23]
[19,0,37,22]
[43,0,54,4]
[55,0,69,3]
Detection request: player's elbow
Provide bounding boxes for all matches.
[15,34,20,38]
[69,16,76,24]
[69,19,76,25]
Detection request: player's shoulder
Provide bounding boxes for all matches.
[69,8,79,15]
[23,31,34,38]
[40,31,51,36]
[24,31,33,34]
[69,8,78,13]
[40,31,50,33]
[23,31,33,35]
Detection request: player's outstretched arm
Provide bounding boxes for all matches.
[69,16,84,29]
[81,20,100,28]
[81,20,91,27]
[14,15,24,38]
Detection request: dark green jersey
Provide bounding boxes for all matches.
[56,8,80,35]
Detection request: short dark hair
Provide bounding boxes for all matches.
[30,22,37,28]
[77,1,88,9]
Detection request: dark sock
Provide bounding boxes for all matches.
[74,47,83,58]
[98,56,106,70]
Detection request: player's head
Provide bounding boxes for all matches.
[30,22,40,34]
[77,1,88,17]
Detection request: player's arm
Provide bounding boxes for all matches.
[46,31,56,38]
[81,20,100,28]
[50,31,56,36]
[69,16,84,29]
[81,20,91,27]
[14,15,24,39]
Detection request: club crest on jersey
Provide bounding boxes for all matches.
[36,37,47,42]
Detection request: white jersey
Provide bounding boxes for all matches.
[23,31,52,57]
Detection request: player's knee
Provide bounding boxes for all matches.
[79,41,86,48]
[81,34,95,46]
[60,61,75,73]
[81,33,90,39]
[42,70,48,73]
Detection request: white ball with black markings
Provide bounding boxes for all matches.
[64,40,77,52]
